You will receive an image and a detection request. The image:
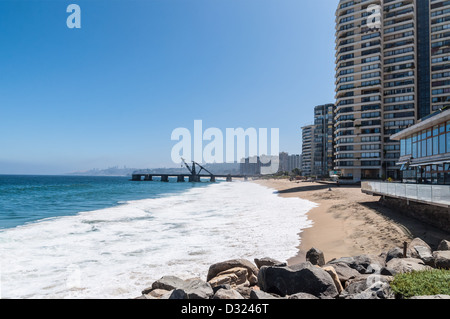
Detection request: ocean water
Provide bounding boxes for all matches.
[0,175,316,299]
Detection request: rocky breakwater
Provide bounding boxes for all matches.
[136,238,450,300]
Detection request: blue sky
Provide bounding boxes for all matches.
[0,0,337,174]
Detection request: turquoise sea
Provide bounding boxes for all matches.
[0,175,316,299]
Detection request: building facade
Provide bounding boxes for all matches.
[335,0,450,181]
[279,152,302,173]
[301,125,314,176]
[392,108,450,184]
[313,104,336,177]
[301,104,335,177]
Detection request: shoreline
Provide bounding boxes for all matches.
[252,179,449,265]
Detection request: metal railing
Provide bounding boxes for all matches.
[361,181,450,207]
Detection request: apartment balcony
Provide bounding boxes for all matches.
[362,181,450,208]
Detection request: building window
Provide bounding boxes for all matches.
[440,129,446,154]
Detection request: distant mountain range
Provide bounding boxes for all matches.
[68,163,241,177]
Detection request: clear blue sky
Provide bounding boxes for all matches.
[0,0,337,174]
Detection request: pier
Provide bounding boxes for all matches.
[131,173,254,183]
[131,159,259,183]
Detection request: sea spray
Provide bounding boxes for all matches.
[0,181,316,299]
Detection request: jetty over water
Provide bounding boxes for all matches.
[131,159,259,183]
[131,173,255,183]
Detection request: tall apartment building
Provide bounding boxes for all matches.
[301,103,335,177]
[335,0,450,181]
[279,152,302,173]
[313,104,336,177]
[301,125,314,176]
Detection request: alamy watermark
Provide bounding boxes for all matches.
[366,4,382,30]
[171,120,280,174]
[67,4,81,29]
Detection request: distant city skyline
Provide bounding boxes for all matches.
[0,0,337,175]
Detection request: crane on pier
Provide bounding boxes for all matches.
[181,158,215,182]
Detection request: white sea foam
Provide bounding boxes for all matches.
[0,181,316,299]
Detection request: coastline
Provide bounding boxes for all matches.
[253,179,449,265]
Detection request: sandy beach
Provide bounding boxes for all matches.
[253,179,450,265]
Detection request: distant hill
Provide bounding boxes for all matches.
[134,163,241,175]
[68,167,138,177]
[68,163,241,177]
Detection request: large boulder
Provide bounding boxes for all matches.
[306,248,326,266]
[385,247,404,263]
[257,262,339,298]
[325,262,360,286]
[213,289,245,300]
[414,246,434,266]
[169,289,188,299]
[408,238,432,258]
[208,267,249,288]
[343,274,393,295]
[437,240,450,251]
[345,281,394,299]
[408,238,434,266]
[145,275,187,293]
[386,258,432,274]
[207,259,258,286]
[433,251,450,269]
[167,278,214,300]
[254,257,286,269]
[328,254,385,274]
[234,286,253,299]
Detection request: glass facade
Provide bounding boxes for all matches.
[400,120,450,157]
[399,120,450,184]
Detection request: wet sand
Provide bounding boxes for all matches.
[253,179,449,265]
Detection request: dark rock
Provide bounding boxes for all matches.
[234,286,253,299]
[213,289,244,299]
[433,251,450,269]
[257,262,339,298]
[385,247,404,263]
[344,275,371,295]
[254,257,286,269]
[169,289,188,299]
[250,290,280,299]
[329,255,385,274]
[380,267,397,276]
[148,275,187,292]
[212,284,231,294]
[182,278,214,299]
[437,240,450,251]
[288,293,319,299]
[306,248,325,266]
[345,282,394,299]
[163,278,214,299]
[343,274,393,295]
